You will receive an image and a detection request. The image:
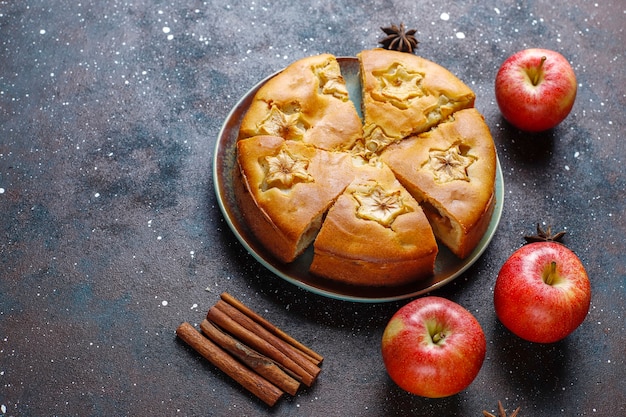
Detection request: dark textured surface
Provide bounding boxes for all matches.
[1,1,624,416]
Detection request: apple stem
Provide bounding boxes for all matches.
[543,261,558,286]
[532,56,547,86]
[432,332,446,344]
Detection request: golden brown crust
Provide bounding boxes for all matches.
[239,54,363,151]
[381,108,497,258]
[236,135,356,263]
[358,48,475,154]
[310,162,438,286]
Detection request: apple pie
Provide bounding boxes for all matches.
[233,49,497,287]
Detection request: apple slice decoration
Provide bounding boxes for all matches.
[494,224,591,343]
[381,296,486,398]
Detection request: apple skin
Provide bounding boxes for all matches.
[381,296,486,398]
[495,48,577,132]
[494,242,591,343]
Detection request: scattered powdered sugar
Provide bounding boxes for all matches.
[438,12,465,40]
[162,26,174,40]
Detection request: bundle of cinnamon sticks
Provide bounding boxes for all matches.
[176,292,323,406]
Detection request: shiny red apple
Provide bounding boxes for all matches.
[495,48,577,132]
[381,296,486,398]
[494,225,591,343]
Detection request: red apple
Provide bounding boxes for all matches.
[495,48,577,132]
[381,296,486,398]
[494,225,591,343]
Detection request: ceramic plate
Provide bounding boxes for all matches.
[213,57,504,303]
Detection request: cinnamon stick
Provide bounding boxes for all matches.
[176,322,283,407]
[207,305,317,387]
[199,319,300,396]
[220,292,324,365]
[214,300,321,382]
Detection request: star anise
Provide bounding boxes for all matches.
[483,400,521,417]
[524,224,567,244]
[379,23,419,53]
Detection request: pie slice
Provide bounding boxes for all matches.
[358,48,475,155]
[239,54,363,151]
[310,160,438,286]
[381,108,497,259]
[235,135,357,263]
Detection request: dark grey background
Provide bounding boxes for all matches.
[1,0,624,415]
